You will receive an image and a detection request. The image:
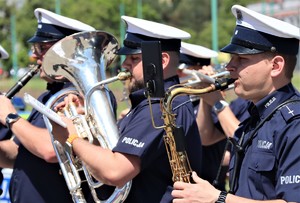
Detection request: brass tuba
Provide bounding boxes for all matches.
[42,31,131,203]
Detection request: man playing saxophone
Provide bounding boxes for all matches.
[0,8,97,203]
[172,4,300,203]
[178,42,251,191]
[51,16,202,203]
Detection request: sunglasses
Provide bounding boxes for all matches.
[31,42,56,57]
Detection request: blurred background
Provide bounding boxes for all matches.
[0,1,299,201]
[0,0,299,117]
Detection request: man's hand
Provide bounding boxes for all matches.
[0,95,17,125]
[172,172,220,203]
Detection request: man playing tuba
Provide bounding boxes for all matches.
[51,15,203,203]
[0,8,104,203]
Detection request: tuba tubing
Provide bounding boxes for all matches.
[42,30,132,203]
[43,87,87,203]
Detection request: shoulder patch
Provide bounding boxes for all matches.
[279,102,300,122]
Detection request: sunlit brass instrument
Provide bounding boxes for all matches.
[179,67,232,102]
[42,31,132,203]
[147,77,235,183]
[180,68,230,86]
[5,64,41,99]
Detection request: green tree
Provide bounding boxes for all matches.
[184,0,261,51]
[0,0,14,72]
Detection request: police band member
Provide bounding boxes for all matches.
[0,44,11,196]
[177,42,227,190]
[0,8,96,203]
[178,41,219,114]
[172,4,300,203]
[51,15,203,203]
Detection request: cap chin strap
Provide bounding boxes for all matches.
[123,39,141,49]
[231,37,275,53]
[35,31,64,40]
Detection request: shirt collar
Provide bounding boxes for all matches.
[46,82,72,94]
[248,83,298,119]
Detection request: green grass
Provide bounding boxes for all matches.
[0,77,129,117]
[292,71,300,89]
[0,77,46,97]
[107,81,131,116]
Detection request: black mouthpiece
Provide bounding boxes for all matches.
[215,78,236,91]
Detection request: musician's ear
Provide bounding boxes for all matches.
[161,52,170,69]
[270,55,284,77]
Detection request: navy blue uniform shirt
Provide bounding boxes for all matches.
[114,76,202,203]
[191,96,250,190]
[229,83,300,201]
[0,125,13,195]
[9,82,74,203]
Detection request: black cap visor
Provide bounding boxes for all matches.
[220,43,264,55]
[27,23,78,43]
[221,25,299,55]
[116,46,141,55]
[27,35,60,43]
[117,32,181,55]
[179,53,211,66]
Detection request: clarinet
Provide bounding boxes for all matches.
[5,64,41,99]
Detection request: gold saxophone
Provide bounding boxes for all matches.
[148,77,235,183]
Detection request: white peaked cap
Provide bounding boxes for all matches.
[181,42,218,58]
[122,15,191,40]
[221,5,300,55]
[232,5,300,40]
[34,8,95,32]
[117,15,191,55]
[28,8,95,43]
[0,45,9,59]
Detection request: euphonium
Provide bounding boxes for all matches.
[42,30,132,203]
[149,77,235,183]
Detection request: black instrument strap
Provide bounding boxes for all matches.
[212,139,229,188]
[229,98,300,194]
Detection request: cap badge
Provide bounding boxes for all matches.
[38,11,42,22]
[270,46,277,52]
[236,9,243,24]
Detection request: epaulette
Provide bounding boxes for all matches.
[279,100,300,122]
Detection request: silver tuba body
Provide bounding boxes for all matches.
[42,31,131,203]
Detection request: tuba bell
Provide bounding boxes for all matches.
[42,30,132,203]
